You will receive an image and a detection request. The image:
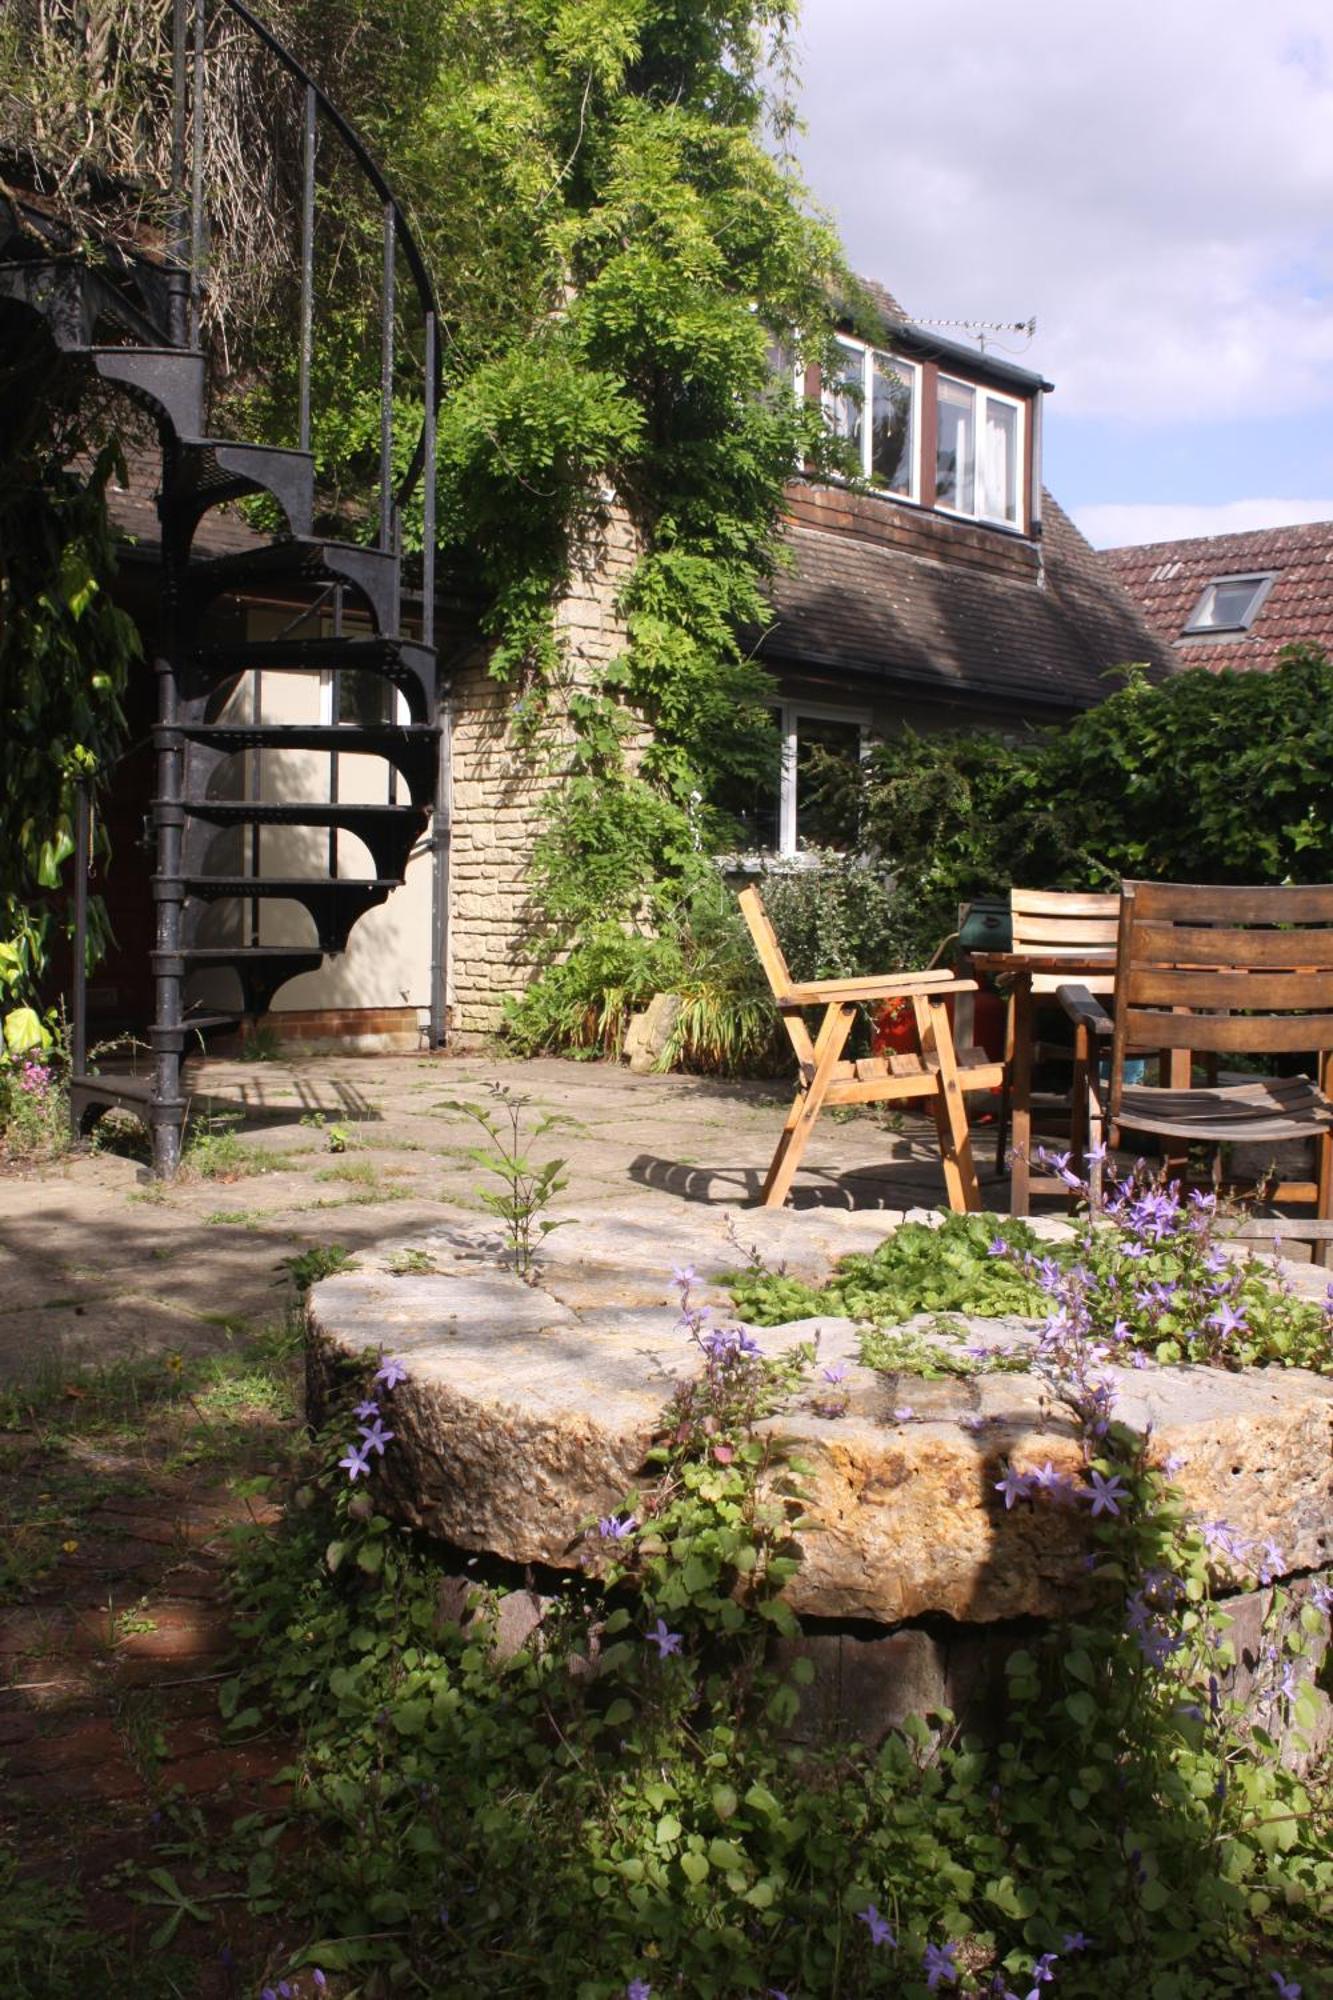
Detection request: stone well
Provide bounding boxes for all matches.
[307,1206,1333,1747]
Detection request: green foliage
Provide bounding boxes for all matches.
[506,860,914,1077]
[732,1212,1048,1326]
[754,851,918,980]
[282,1243,359,1295]
[0,1023,70,1163]
[445,1080,574,1276]
[225,1257,1333,1997]
[838,646,1333,962]
[0,349,138,1009]
[504,923,683,1058]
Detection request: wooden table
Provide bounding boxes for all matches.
[972,949,1116,1214]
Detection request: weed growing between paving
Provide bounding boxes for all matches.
[224,1235,1333,1997]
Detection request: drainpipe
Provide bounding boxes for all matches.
[428,690,454,1048]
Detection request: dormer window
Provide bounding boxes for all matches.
[1183,573,1275,635]
[825,337,919,500]
[935,375,1023,528]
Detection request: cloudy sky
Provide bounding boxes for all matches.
[793,0,1333,547]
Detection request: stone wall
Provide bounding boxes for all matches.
[447,505,643,1033]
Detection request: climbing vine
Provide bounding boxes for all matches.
[0,338,138,1022]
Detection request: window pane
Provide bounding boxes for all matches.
[764,335,798,401]
[826,339,864,468]
[935,377,975,513]
[980,396,1018,523]
[712,709,781,850]
[870,355,914,494]
[1189,578,1266,630]
[337,672,394,727]
[795,717,862,850]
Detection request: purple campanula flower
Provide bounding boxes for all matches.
[597,1514,638,1540]
[645,1617,682,1659]
[1086,1469,1127,1517]
[1208,1300,1247,1340]
[1062,1930,1088,1951]
[374,1355,409,1390]
[923,1940,959,1988]
[856,1904,896,1947]
[353,1398,379,1421]
[701,1325,762,1362]
[1256,1538,1285,1585]
[339,1445,372,1482]
[995,1465,1034,1509]
[628,1981,653,2000]
[357,1416,395,1457]
[1271,1976,1301,2000]
[821,1363,849,1384]
[1031,1954,1058,1985]
[671,1264,697,1290]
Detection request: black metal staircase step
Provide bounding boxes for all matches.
[91,346,206,438]
[176,722,438,802]
[170,438,315,540]
[0,256,170,351]
[176,800,428,877]
[174,874,397,950]
[181,635,434,722]
[172,946,326,1018]
[180,537,401,639]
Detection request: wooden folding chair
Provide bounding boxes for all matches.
[738,885,1006,1211]
[991,889,1120,1209]
[1059,880,1333,1250]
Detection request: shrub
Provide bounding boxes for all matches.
[836,645,1333,963]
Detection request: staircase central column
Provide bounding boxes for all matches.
[150,487,188,1178]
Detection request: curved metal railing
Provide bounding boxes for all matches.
[173,0,439,630]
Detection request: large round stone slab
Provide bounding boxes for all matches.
[308,1211,1333,1625]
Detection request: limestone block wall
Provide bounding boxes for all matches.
[448,506,644,1034]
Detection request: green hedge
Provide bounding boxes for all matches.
[833,645,1333,961]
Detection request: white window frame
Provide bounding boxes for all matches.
[776,701,871,857]
[934,373,1026,531]
[824,337,921,503]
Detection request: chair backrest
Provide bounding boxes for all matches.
[737,884,794,1002]
[1109,879,1333,1112]
[1009,887,1120,995]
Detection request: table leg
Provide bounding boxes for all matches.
[1009,977,1034,1216]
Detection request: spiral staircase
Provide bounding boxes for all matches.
[0,0,442,1174]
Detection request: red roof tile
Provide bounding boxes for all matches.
[1102,519,1333,673]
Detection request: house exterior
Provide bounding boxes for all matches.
[96,283,1177,1046]
[1101,519,1333,674]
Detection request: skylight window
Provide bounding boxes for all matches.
[1183,573,1275,635]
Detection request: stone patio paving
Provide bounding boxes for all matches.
[2,1047,1004,1384]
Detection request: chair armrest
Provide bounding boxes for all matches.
[1056,983,1114,1037]
[779,974,978,1007]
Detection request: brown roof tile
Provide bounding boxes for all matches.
[758,487,1178,711]
[1102,519,1333,673]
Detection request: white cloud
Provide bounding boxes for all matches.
[1075,496,1333,548]
[793,0,1333,423]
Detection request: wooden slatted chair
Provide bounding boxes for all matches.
[992,888,1120,1207]
[738,884,1006,1211]
[1060,880,1333,1245]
